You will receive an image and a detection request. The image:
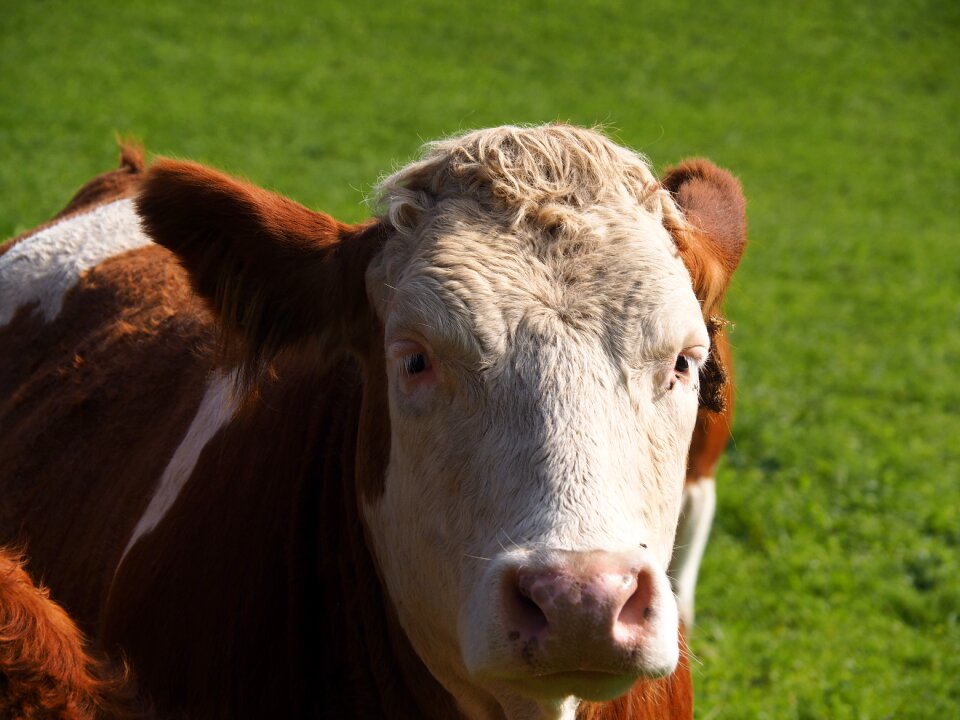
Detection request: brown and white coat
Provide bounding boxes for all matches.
[0,126,745,720]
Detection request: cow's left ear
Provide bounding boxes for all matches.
[661,159,747,413]
[136,159,387,385]
[661,158,746,316]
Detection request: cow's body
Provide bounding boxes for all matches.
[0,127,744,720]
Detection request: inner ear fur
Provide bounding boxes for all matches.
[661,159,747,413]
[136,159,387,386]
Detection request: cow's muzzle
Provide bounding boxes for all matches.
[465,548,679,702]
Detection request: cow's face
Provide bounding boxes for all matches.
[360,127,721,718]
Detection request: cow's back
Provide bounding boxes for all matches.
[0,166,216,633]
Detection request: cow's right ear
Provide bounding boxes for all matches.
[136,159,387,384]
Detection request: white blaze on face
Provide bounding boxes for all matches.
[363,202,707,718]
[0,199,153,327]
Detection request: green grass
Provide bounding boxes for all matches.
[2,1,957,716]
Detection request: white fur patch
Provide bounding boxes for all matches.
[117,371,239,568]
[670,477,717,628]
[0,199,152,327]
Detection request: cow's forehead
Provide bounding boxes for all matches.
[378,201,703,362]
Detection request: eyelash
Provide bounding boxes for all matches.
[669,350,704,391]
[401,352,430,376]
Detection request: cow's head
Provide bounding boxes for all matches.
[137,125,745,719]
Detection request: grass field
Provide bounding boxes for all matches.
[2,1,958,717]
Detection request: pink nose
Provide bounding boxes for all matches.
[501,550,669,672]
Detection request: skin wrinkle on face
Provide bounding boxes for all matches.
[386,205,705,372]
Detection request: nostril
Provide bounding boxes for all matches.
[617,569,655,627]
[502,569,548,638]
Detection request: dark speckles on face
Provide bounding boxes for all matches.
[507,629,539,669]
[521,637,539,667]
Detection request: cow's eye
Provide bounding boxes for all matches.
[402,352,430,376]
[388,339,437,396]
[669,346,707,391]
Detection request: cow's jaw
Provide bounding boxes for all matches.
[362,206,705,718]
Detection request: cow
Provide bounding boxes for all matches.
[0,125,745,720]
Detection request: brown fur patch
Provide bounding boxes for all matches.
[0,244,214,630]
[661,159,745,323]
[0,549,145,720]
[102,354,456,718]
[355,334,392,501]
[661,159,747,414]
[687,327,735,481]
[577,630,693,720]
[135,160,388,392]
